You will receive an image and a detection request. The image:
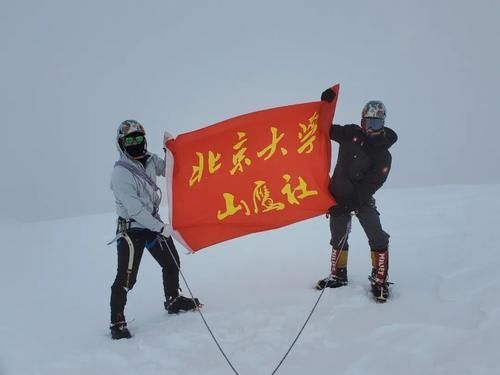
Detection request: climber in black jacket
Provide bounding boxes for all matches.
[316,89,398,302]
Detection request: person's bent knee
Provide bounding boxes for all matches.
[369,231,390,250]
[111,275,137,292]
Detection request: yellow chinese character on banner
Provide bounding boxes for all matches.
[256,127,288,160]
[217,193,251,220]
[189,151,222,186]
[252,181,285,213]
[230,132,252,175]
[297,112,319,154]
[281,174,318,205]
[189,152,204,186]
[207,151,222,173]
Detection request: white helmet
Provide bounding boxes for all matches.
[361,100,386,120]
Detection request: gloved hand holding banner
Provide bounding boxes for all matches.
[165,84,340,252]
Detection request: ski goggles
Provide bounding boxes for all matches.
[123,135,145,145]
[362,117,385,131]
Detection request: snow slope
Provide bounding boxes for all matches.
[1,184,499,375]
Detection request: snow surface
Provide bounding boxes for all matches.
[1,184,499,375]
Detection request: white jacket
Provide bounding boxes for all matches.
[110,130,166,232]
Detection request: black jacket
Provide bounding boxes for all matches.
[329,124,397,210]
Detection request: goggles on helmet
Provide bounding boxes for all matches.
[362,117,384,131]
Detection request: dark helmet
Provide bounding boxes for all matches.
[361,101,386,133]
[118,120,146,139]
[362,100,386,119]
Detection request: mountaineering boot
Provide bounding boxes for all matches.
[369,274,390,302]
[369,249,390,302]
[316,267,348,289]
[315,247,349,290]
[110,312,132,339]
[164,295,201,314]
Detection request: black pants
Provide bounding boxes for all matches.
[110,229,180,323]
[330,203,390,250]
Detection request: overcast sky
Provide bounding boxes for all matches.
[1,0,499,222]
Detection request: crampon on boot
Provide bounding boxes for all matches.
[316,276,348,290]
[369,249,391,302]
[164,295,202,314]
[110,313,132,339]
[368,274,392,303]
[315,267,348,290]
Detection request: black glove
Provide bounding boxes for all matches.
[320,88,336,103]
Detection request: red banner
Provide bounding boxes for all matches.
[166,84,339,252]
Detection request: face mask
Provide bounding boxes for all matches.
[124,142,146,158]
